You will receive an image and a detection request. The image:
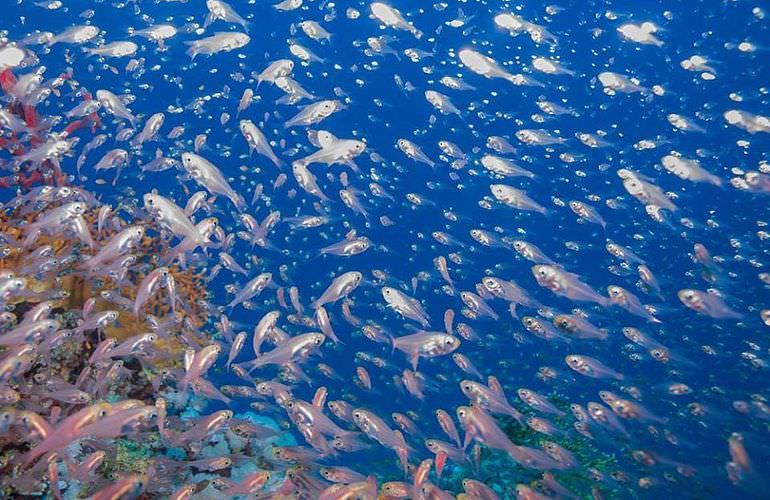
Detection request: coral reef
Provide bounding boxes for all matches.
[0,189,284,498]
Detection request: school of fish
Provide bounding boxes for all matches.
[0,0,769,498]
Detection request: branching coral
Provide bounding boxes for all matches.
[0,190,261,497]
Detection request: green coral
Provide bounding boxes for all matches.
[101,437,156,477]
[441,396,629,499]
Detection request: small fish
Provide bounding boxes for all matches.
[382,287,431,327]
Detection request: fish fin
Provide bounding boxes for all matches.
[312,387,327,408]
[410,352,419,371]
[344,159,361,174]
[183,348,194,373]
[487,375,505,398]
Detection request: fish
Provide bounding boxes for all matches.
[458,48,542,86]
[128,24,177,49]
[392,331,460,370]
[481,155,535,178]
[284,100,344,128]
[181,152,246,210]
[204,0,249,32]
[241,332,325,371]
[48,25,100,45]
[564,354,624,380]
[533,265,610,306]
[297,130,366,170]
[490,184,548,215]
[144,193,204,243]
[678,289,743,319]
[185,32,250,60]
[382,287,431,327]
[239,120,283,167]
[95,90,137,127]
[85,41,138,59]
[370,2,422,39]
[311,271,362,309]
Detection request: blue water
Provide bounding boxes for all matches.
[4,0,770,497]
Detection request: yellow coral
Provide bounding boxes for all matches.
[0,205,212,368]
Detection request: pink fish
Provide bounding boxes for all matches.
[66,450,105,482]
[678,289,743,319]
[77,405,157,439]
[452,353,483,379]
[356,366,372,391]
[462,478,501,499]
[457,405,563,470]
[79,225,145,273]
[460,379,525,424]
[318,476,377,500]
[23,402,112,465]
[222,471,271,496]
[565,354,624,380]
[315,306,342,344]
[241,332,325,372]
[179,343,221,391]
[391,331,460,370]
[320,467,366,484]
[532,265,610,306]
[225,331,246,369]
[168,410,232,446]
[436,409,462,448]
[134,267,172,318]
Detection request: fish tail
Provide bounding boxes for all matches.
[185,44,200,61]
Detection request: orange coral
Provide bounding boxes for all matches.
[0,204,212,367]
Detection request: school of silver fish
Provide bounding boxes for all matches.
[0,0,769,499]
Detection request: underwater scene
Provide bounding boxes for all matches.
[0,0,769,498]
